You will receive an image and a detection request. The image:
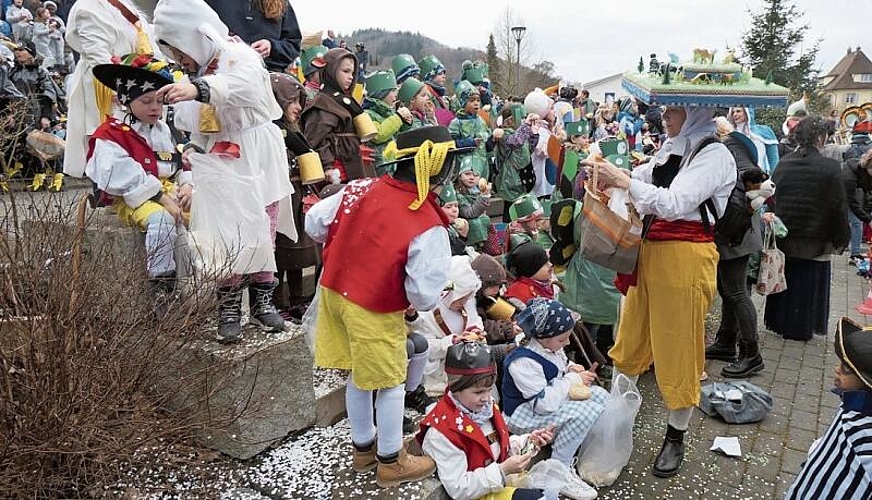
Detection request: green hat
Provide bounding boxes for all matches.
[437,183,458,206]
[509,194,544,222]
[392,53,420,83]
[599,137,629,158]
[365,70,397,98]
[606,154,630,170]
[455,80,480,108]
[301,45,328,76]
[398,77,425,106]
[419,55,445,81]
[463,67,486,85]
[565,120,590,137]
[457,155,486,177]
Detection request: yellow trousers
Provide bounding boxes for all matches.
[315,287,407,390]
[113,179,176,231]
[609,240,718,410]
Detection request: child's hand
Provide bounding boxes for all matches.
[397,106,413,124]
[474,137,483,147]
[156,83,198,105]
[500,450,534,475]
[492,128,505,141]
[158,193,183,226]
[530,426,555,446]
[176,184,193,211]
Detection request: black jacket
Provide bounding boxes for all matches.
[843,135,872,163]
[718,134,763,260]
[843,158,872,222]
[770,148,851,259]
[204,0,302,72]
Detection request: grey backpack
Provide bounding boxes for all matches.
[699,381,773,424]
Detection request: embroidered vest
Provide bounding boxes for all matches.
[416,395,510,470]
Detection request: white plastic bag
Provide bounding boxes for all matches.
[528,459,597,500]
[576,374,642,487]
[186,152,276,280]
[606,187,631,221]
[301,285,321,354]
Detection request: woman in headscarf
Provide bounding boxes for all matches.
[585,106,735,478]
[763,116,850,341]
[729,106,780,173]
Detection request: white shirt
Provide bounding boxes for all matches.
[507,339,583,415]
[421,417,532,500]
[85,120,187,209]
[305,185,451,312]
[629,142,736,222]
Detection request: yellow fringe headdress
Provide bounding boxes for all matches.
[383,139,456,210]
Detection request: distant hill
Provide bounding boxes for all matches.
[344,29,485,85]
[342,28,558,95]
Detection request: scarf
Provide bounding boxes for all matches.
[514,276,555,299]
[448,391,494,426]
[427,81,446,97]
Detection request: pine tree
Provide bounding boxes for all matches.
[741,0,825,129]
[638,56,645,74]
[485,34,503,95]
[661,64,671,85]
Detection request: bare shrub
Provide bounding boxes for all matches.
[0,103,276,497]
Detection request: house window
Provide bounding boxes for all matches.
[846,93,858,104]
[859,74,872,83]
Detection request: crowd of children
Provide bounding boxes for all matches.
[7,0,869,496]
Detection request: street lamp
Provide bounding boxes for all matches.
[511,25,526,94]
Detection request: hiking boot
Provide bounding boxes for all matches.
[375,448,436,488]
[352,442,378,473]
[652,425,685,478]
[404,385,436,414]
[721,340,765,378]
[150,275,178,320]
[216,286,243,343]
[849,254,867,267]
[249,281,286,332]
[705,332,737,362]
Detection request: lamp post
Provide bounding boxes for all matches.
[511,25,526,95]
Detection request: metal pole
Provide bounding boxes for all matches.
[516,40,521,94]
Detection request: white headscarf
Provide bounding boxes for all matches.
[653,106,716,166]
[441,256,482,307]
[153,0,229,73]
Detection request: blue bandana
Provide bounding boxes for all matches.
[516,298,575,339]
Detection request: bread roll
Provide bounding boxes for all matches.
[569,383,591,401]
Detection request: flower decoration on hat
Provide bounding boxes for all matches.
[95,54,177,106]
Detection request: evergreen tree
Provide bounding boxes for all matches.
[741,0,825,131]
[485,34,503,95]
[638,56,645,74]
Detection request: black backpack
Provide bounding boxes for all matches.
[698,135,753,247]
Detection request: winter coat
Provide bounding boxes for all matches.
[203,0,302,72]
[363,96,403,176]
[717,133,764,260]
[769,148,850,259]
[274,120,319,270]
[302,48,371,181]
[449,111,490,178]
[10,60,59,124]
[843,157,872,223]
[494,126,531,203]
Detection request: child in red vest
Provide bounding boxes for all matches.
[86,54,187,316]
[418,341,553,500]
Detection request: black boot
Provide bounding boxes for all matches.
[149,274,177,320]
[402,415,416,434]
[249,281,287,332]
[721,340,765,378]
[216,286,243,343]
[652,425,685,478]
[404,385,436,414]
[705,330,738,362]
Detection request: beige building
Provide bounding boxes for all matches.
[820,47,872,113]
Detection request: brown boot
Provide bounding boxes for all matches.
[352,442,378,473]
[375,448,436,488]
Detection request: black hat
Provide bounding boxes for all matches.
[445,341,495,376]
[836,317,872,390]
[13,41,36,57]
[506,242,549,279]
[92,55,175,106]
[383,126,475,209]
